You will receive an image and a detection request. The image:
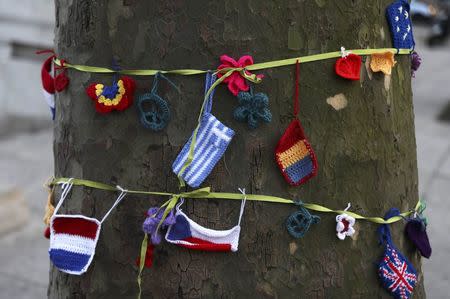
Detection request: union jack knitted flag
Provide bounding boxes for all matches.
[378,244,417,299]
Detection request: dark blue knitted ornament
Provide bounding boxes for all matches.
[377,208,417,299]
[137,73,179,131]
[234,89,272,129]
[286,201,320,238]
[386,0,415,50]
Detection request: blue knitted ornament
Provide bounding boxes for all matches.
[386,0,415,49]
[234,89,272,129]
[286,202,320,238]
[137,73,178,131]
[377,208,417,299]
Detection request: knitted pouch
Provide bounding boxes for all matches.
[275,61,318,186]
[386,0,415,49]
[49,181,127,275]
[377,209,417,299]
[405,218,431,258]
[165,198,246,252]
[172,73,235,188]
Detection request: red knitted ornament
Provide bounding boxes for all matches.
[276,119,318,186]
[44,226,51,239]
[41,55,56,94]
[335,53,362,80]
[275,61,318,186]
[135,243,154,268]
[54,72,70,92]
[86,76,136,114]
[39,52,70,93]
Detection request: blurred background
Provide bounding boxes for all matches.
[0,0,449,298]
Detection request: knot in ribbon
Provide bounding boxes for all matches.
[216,55,264,96]
[156,187,212,229]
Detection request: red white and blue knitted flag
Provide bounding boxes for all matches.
[378,244,417,299]
[49,215,101,275]
[378,208,417,299]
[40,55,56,120]
[165,210,241,252]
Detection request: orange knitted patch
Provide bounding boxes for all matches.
[276,140,309,169]
[370,52,397,75]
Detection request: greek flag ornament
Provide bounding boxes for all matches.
[172,73,235,188]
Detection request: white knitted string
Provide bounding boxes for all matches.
[237,188,247,226]
[53,178,74,215]
[100,185,127,223]
[340,47,351,58]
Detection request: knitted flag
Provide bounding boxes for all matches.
[49,215,101,275]
[378,244,417,299]
[378,208,417,299]
[41,55,56,120]
[165,210,241,252]
[275,119,318,186]
[172,73,234,188]
[386,0,415,49]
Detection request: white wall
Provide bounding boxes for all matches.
[0,0,55,119]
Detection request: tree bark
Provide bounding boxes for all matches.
[50,0,425,298]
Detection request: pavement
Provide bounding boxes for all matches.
[413,27,450,297]
[0,26,448,298]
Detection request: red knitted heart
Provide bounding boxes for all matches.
[335,54,362,80]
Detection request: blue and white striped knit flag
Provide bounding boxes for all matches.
[172,112,235,188]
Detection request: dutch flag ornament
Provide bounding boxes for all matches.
[49,215,101,275]
[48,181,127,275]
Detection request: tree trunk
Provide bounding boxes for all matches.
[50,0,425,298]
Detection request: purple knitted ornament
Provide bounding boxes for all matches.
[405,218,431,258]
[143,207,176,244]
[411,51,421,77]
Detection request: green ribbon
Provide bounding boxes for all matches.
[50,177,420,224]
[137,233,148,299]
[53,48,412,75]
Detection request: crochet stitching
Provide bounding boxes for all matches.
[386,0,415,49]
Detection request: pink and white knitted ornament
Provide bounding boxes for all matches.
[336,203,356,240]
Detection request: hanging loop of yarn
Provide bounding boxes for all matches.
[286,200,320,238]
[340,46,351,58]
[377,208,400,245]
[136,72,179,131]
